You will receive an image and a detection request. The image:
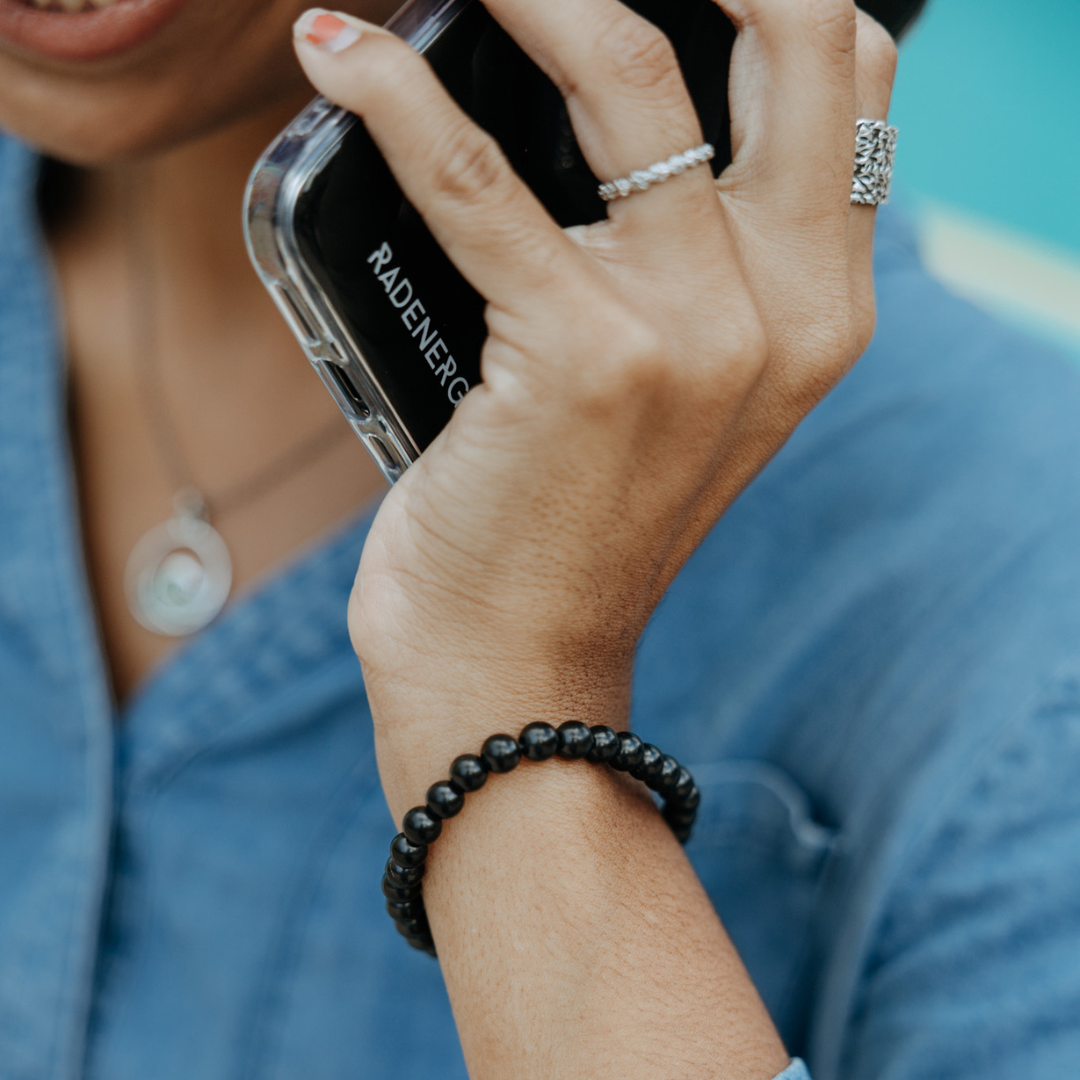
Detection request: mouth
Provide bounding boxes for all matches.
[0,0,191,62]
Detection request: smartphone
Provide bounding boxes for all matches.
[244,0,926,484]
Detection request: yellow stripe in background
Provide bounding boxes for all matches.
[917,204,1080,366]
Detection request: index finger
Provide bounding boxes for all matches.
[294,10,591,317]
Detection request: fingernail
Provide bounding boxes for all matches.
[294,9,363,53]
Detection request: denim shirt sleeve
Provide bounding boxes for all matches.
[838,675,1080,1079]
[774,1059,812,1080]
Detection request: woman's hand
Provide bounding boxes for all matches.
[295,3,895,1077]
[297,0,896,785]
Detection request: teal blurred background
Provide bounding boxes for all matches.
[887,0,1080,361]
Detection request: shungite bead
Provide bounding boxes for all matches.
[385,857,425,889]
[382,876,421,903]
[672,767,695,802]
[482,734,521,773]
[630,743,664,784]
[586,726,620,763]
[405,933,436,954]
[450,754,489,793]
[556,721,593,759]
[611,732,645,772]
[664,805,698,829]
[386,897,426,922]
[671,823,693,845]
[395,916,430,939]
[655,755,680,793]
[403,806,443,845]
[426,781,465,820]
[677,785,701,812]
[519,722,559,761]
[390,832,428,868]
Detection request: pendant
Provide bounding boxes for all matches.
[124,490,233,637]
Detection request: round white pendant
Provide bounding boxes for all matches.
[124,510,233,637]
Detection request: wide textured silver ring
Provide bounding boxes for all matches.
[851,119,899,206]
[598,143,716,202]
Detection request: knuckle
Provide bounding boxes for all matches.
[576,310,668,413]
[431,123,510,205]
[853,293,878,358]
[699,315,770,410]
[799,0,858,60]
[596,10,682,96]
[728,314,771,378]
[857,15,899,84]
[789,311,859,404]
[820,307,860,364]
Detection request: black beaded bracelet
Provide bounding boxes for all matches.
[382,723,700,957]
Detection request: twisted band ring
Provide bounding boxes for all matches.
[598,143,716,202]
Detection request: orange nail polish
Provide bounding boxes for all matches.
[295,9,363,53]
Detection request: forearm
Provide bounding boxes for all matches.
[292,0,899,1070]
[369,668,789,1080]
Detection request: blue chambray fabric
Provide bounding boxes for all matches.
[1,130,1079,1080]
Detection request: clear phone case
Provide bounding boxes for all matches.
[244,0,471,485]
[245,0,923,487]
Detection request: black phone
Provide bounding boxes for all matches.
[245,0,925,483]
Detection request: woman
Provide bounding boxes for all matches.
[2,0,1080,1077]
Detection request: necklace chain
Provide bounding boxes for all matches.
[124,171,349,522]
[120,170,353,637]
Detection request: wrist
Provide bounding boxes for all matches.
[359,649,633,822]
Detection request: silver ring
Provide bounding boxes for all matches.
[598,143,716,202]
[851,119,899,206]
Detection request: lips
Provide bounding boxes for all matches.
[0,0,191,62]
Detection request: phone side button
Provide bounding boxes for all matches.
[289,97,333,138]
[364,434,403,484]
[272,286,320,346]
[321,362,371,418]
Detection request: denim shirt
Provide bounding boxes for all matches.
[2,131,1080,1080]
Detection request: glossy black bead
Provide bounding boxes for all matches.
[405,933,436,955]
[382,876,421,903]
[556,721,593,759]
[385,857,425,889]
[677,784,701,812]
[671,823,693,845]
[586,725,620,763]
[482,734,522,773]
[403,806,443,846]
[519,722,559,761]
[450,754,489,793]
[390,832,428,869]
[386,897,426,922]
[672,767,695,802]
[426,781,465,819]
[655,755,680,793]
[395,916,430,939]
[663,805,698,829]
[630,743,664,784]
[611,732,645,772]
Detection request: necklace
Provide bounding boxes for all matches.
[121,175,349,638]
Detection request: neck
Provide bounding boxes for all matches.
[71,90,312,343]
[49,86,381,521]
[49,91,387,701]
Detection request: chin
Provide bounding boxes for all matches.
[0,49,310,165]
[0,0,326,164]
[0,0,401,164]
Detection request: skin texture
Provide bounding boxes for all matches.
[4,0,399,696]
[294,2,897,1077]
[3,0,894,1072]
